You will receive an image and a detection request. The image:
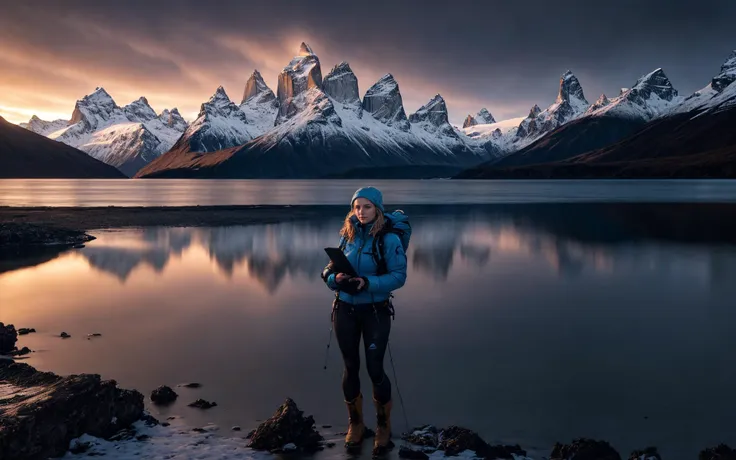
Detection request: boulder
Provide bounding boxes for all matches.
[150,385,178,405]
[246,398,323,453]
[0,323,18,354]
[0,361,144,460]
[550,438,621,460]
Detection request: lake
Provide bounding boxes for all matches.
[2,178,736,206]
[2,197,736,459]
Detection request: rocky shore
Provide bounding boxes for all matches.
[0,356,734,460]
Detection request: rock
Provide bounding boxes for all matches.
[167,416,176,420]
[409,94,451,127]
[437,426,525,458]
[0,361,144,460]
[140,413,160,426]
[242,69,277,105]
[326,442,336,448]
[179,382,202,388]
[192,427,207,433]
[87,333,102,337]
[283,442,297,451]
[246,398,324,452]
[60,332,71,338]
[629,447,661,460]
[550,438,621,460]
[362,74,410,131]
[0,223,95,252]
[402,425,440,447]
[161,422,170,427]
[8,346,32,357]
[699,444,736,460]
[321,424,332,429]
[232,426,241,431]
[188,398,217,409]
[136,434,150,441]
[18,328,36,335]
[0,323,18,354]
[322,62,361,105]
[150,385,178,405]
[463,115,478,128]
[276,42,323,123]
[246,429,256,439]
[476,108,496,124]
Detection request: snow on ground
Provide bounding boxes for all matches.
[61,419,270,460]
[459,117,525,139]
[59,419,538,460]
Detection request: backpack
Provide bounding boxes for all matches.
[340,210,411,276]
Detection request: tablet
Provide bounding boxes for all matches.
[324,247,359,277]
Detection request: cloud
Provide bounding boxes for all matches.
[1,0,735,125]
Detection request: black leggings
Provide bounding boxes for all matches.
[333,302,392,404]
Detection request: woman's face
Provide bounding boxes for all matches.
[353,197,377,224]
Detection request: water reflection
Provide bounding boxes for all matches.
[67,210,736,291]
[3,206,736,459]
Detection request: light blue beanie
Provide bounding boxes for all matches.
[350,186,384,212]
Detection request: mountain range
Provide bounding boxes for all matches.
[13,45,736,179]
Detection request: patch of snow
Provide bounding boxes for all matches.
[60,420,273,460]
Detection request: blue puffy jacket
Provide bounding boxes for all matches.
[325,216,407,304]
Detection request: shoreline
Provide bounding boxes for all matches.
[3,202,736,231]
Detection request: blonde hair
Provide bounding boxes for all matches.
[340,208,385,243]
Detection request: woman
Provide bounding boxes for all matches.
[321,186,408,455]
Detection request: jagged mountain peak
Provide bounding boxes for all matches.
[212,86,230,101]
[242,69,277,104]
[323,61,360,105]
[556,70,588,110]
[629,68,677,99]
[409,94,449,127]
[711,50,736,92]
[362,74,409,130]
[463,114,478,128]
[276,43,323,123]
[529,105,542,117]
[720,50,736,73]
[299,42,315,56]
[476,108,495,124]
[124,97,157,122]
[69,87,121,127]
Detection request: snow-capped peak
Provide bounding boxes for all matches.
[276,43,323,124]
[323,61,360,105]
[409,94,449,127]
[556,70,588,110]
[476,108,495,124]
[589,68,679,120]
[631,68,677,101]
[528,105,542,118]
[70,87,122,129]
[712,50,736,92]
[586,93,611,114]
[124,97,157,122]
[241,69,277,105]
[299,42,315,56]
[362,74,410,131]
[20,115,69,136]
[670,50,736,114]
[157,108,188,131]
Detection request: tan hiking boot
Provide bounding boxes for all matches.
[372,398,393,454]
[344,394,365,447]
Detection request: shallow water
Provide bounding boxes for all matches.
[3,205,736,459]
[2,178,736,206]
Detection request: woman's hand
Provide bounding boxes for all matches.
[336,273,350,283]
[350,277,368,291]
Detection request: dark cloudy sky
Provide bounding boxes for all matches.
[1,0,734,126]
